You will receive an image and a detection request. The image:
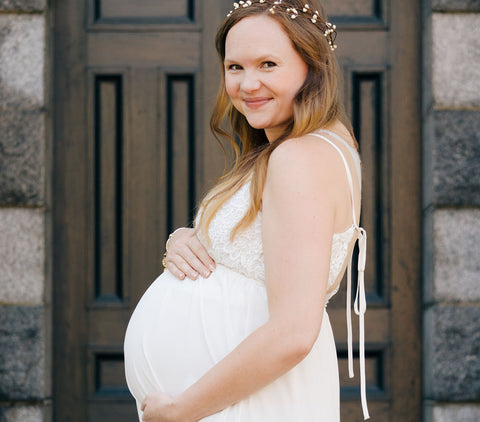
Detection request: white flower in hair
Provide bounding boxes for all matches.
[226,1,338,51]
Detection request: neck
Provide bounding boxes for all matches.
[264,126,287,143]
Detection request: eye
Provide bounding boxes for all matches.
[261,61,277,69]
[227,64,243,71]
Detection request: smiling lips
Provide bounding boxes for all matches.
[243,97,272,109]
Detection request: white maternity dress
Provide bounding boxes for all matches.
[124,129,369,421]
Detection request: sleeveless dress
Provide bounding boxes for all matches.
[124,130,370,421]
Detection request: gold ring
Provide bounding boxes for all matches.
[162,252,167,271]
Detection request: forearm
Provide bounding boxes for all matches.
[174,319,314,421]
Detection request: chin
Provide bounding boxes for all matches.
[248,123,268,130]
[244,117,274,130]
[245,118,289,136]
[244,121,265,130]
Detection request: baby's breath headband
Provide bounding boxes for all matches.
[227,0,337,51]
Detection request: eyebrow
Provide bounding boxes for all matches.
[224,54,281,63]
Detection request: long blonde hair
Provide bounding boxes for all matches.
[197,0,354,241]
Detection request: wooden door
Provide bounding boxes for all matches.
[53,1,225,420]
[53,0,421,421]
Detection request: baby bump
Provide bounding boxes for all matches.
[124,265,269,402]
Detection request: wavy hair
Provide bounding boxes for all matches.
[196,0,354,242]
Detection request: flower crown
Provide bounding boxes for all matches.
[227,1,337,51]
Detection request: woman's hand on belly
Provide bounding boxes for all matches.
[164,228,216,281]
[141,392,193,422]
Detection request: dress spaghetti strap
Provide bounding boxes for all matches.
[310,130,370,420]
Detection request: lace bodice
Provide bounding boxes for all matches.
[196,182,265,281]
[195,180,354,301]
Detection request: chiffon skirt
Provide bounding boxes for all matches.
[124,264,340,421]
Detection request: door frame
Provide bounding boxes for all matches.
[388,0,423,420]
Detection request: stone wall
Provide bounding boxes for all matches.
[1,0,479,420]
[423,0,480,421]
[0,0,51,421]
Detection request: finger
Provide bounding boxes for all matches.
[165,261,186,280]
[165,228,214,278]
[168,255,199,280]
[189,239,216,273]
[181,246,213,278]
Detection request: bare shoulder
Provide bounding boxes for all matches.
[263,134,343,235]
[267,133,345,183]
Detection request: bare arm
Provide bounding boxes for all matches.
[142,138,345,421]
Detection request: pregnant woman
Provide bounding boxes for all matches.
[124,1,369,420]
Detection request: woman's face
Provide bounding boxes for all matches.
[224,14,309,142]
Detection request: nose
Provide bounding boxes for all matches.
[240,70,261,93]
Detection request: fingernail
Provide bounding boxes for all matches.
[209,264,215,272]
[203,270,210,278]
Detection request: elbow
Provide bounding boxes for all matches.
[289,336,316,362]
[279,328,318,365]
[267,314,323,365]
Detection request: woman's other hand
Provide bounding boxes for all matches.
[141,392,193,422]
[164,228,216,280]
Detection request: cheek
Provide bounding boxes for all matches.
[287,63,309,100]
[285,77,307,105]
[224,76,238,100]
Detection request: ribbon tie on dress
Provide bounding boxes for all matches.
[346,226,370,420]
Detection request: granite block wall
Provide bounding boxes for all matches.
[0,0,478,420]
[0,0,50,421]
[423,0,480,421]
